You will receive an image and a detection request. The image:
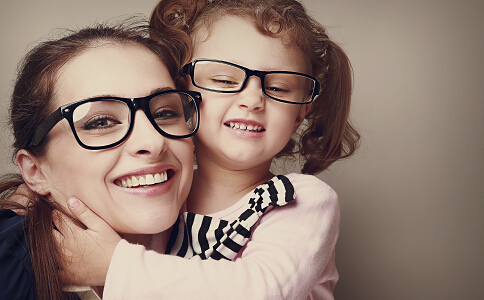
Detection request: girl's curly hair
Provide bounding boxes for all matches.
[151,0,360,174]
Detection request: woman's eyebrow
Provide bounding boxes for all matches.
[149,86,176,95]
[83,87,175,100]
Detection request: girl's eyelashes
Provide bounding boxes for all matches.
[210,76,240,89]
[265,86,290,93]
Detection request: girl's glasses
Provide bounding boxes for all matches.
[27,90,201,150]
[182,59,320,104]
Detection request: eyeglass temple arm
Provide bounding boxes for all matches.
[180,63,193,76]
[27,108,63,147]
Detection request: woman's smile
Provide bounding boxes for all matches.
[41,44,193,234]
[114,171,169,188]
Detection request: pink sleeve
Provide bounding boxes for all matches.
[103,174,340,300]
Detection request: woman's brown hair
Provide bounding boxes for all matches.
[150,0,360,174]
[1,18,190,300]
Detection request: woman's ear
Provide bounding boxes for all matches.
[293,103,312,133]
[16,149,49,196]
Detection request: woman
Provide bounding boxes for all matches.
[0,19,200,300]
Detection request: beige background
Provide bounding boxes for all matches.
[1,0,483,299]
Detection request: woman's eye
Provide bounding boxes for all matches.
[81,116,121,131]
[153,108,182,121]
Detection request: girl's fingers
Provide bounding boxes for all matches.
[67,197,107,233]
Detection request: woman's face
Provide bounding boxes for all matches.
[39,43,193,235]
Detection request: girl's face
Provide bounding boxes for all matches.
[39,44,193,235]
[189,16,310,171]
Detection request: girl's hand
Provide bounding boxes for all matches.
[54,197,121,286]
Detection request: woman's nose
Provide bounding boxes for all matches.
[124,110,166,157]
[236,76,265,112]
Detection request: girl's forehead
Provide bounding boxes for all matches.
[192,16,310,74]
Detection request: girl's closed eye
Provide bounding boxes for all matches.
[265,84,290,93]
[210,76,240,88]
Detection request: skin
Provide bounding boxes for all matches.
[186,16,311,214]
[17,43,193,246]
[10,15,314,287]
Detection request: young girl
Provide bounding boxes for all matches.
[18,0,360,299]
[0,20,200,300]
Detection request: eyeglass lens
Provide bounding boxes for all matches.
[192,60,315,103]
[71,93,197,147]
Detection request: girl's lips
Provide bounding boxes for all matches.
[224,119,265,133]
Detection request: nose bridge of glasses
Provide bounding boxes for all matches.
[131,96,156,122]
[245,68,264,84]
[241,68,266,93]
[124,97,158,139]
[130,108,160,139]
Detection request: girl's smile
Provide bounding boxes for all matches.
[189,16,311,170]
[224,118,266,137]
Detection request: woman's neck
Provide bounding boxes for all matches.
[186,155,274,215]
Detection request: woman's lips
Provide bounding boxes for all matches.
[115,170,170,188]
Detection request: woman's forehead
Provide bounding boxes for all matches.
[54,44,174,106]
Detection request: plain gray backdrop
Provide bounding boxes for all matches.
[1,1,483,299]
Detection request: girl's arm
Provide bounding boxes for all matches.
[104,174,339,300]
[67,174,339,300]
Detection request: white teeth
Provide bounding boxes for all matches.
[146,174,155,185]
[228,122,263,132]
[154,173,162,183]
[116,171,168,188]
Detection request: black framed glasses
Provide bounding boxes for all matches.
[182,59,320,104]
[27,89,202,150]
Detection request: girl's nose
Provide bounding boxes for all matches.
[125,110,166,157]
[236,76,265,112]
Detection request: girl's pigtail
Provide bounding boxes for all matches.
[300,39,360,174]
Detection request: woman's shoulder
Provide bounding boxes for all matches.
[0,208,28,243]
[0,209,36,300]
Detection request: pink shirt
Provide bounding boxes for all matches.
[103,173,340,300]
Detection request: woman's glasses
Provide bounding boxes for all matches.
[27,90,201,150]
[182,59,320,104]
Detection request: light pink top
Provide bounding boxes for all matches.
[103,173,340,300]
